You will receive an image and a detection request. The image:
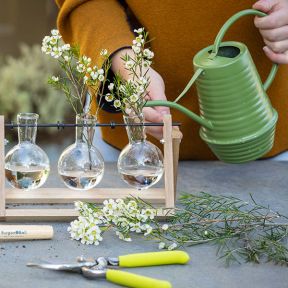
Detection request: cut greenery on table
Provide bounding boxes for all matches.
[69,192,288,266]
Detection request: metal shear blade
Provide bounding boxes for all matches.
[27,260,96,272]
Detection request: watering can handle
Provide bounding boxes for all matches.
[211,9,278,91]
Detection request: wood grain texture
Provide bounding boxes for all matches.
[163,115,175,208]
[4,208,172,222]
[6,188,166,204]
[0,225,53,240]
[172,128,182,198]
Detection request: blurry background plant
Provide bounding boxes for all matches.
[0,43,73,139]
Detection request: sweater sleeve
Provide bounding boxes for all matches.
[56,0,134,67]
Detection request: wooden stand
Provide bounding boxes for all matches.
[0,115,182,222]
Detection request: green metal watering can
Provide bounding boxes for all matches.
[145,9,279,163]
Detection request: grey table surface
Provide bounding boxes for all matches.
[0,160,288,288]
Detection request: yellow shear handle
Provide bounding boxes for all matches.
[106,269,172,288]
[119,251,190,267]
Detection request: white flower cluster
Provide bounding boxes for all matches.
[68,199,156,245]
[106,76,149,111]
[105,27,153,114]
[41,29,70,59]
[131,28,154,64]
[42,29,109,87]
[77,54,106,84]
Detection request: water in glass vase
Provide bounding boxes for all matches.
[119,166,163,190]
[59,170,103,190]
[5,165,50,190]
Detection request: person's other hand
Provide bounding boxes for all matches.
[111,48,170,140]
[253,0,288,64]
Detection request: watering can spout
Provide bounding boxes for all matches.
[145,67,213,130]
[145,100,213,130]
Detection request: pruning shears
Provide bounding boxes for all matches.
[27,250,190,288]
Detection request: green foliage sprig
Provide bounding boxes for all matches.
[70,192,288,266]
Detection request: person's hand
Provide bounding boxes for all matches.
[111,48,170,140]
[253,0,288,64]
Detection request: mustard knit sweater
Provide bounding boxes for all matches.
[56,0,288,160]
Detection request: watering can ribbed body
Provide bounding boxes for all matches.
[194,41,278,163]
[145,10,279,163]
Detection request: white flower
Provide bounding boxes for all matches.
[132,45,141,54]
[143,60,152,68]
[105,93,114,102]
[118,218,130,228]
[138,77,148,85]
[90,71,98,80]
[162,224,169,231]
[62,44,71,51]
[83,76,88,84]
[130,222,142,233]
[136,85,145,94]
[42,36,51,44]
[129,94,139,103]
[82,55,91,65]
[116,199,124,205]
[98,69,104,75]
[64,55,71,62]
[74,201,83,210]
[108,83,114,91]
[143,48,154,59]
[41,45,52,54]
[49,36,58,46]
[51,29,60,36]
[51,76,59,82]
[158,242,166,249]
[133,36,144,46]
[51,47,62,58]
[68,216,104,246]
[134,28,144,34]
[127,201,138,210]
[100,49,108,56]
[168,243,178,251]
[116,231,132,242]
[113,99,121,108]
[143,209,155,220]
[76,63,85,73]
[142,224,153,236]
[86,67,92,73]
[103,199,117,210]
[98,74,105,81]
[125,106,132,115]
[125,60,134,69]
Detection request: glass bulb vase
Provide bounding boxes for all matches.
[5,113,50,190]
[117,114,164,190]
[58,113,104,190]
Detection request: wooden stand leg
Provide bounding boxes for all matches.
[163,115,175,208]
[0,116,6,218]
[172,129,182,199]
